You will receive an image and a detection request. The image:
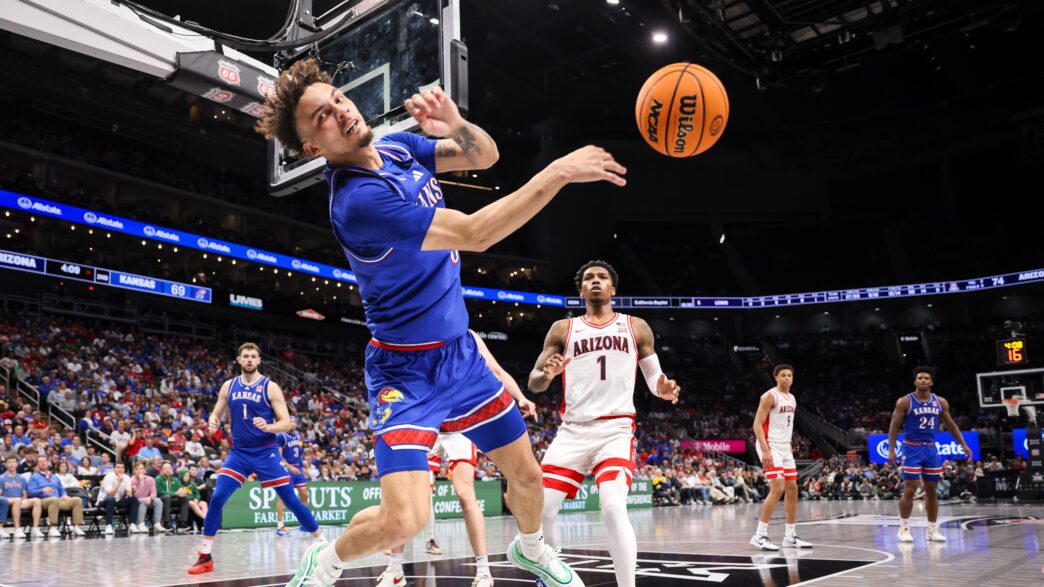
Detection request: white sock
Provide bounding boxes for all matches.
[600,477,637,587]
[541,487,568,549]
[519,528,545,560]
[900,517,910,530]
[427,505,436,541]
[277,520,285,529]
[785,524,796,539]
[388,552,404,575]
[317,544,343,573]
[475,555,490,577]
[756,521,769,537]
[200,538,213,555]
[927,522,937,532]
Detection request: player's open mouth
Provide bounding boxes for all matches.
[344,119,359,136]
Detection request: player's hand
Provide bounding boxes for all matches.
[542,354,571,379]
[552,145,627,187]
[961,446,973,460]
[761,452,774,471]
[253,417,270,432]
[516,397,539,421]
[288,465,301,475]
[656,374,680,405]
[207,419,218,435]
[887,450,897,467]
[406,86,463,137]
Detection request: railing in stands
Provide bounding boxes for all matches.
[138,314,216,340]
[40,294,136,323]
[0,293,40,314]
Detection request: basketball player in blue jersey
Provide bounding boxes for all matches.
[887,366,973,544]
[258,58,625,587]
[188,343,323,575]
[275,417,310,537]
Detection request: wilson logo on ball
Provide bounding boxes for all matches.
[635,63,729,157]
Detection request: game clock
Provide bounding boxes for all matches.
[997,337,1029,366]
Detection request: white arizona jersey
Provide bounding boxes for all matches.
[559,312,639,422]
[762,387,796,446]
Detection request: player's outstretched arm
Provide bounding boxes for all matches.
[886,396,908,466]
[938,396,973,458]
[752,392,776,469]
[631,317,681,404]
[208,380,231,434]
[421,145,626,252]
[470,330,538,420]
[405,86,499,172]
[528,319,570,393]
[256,382,293,434]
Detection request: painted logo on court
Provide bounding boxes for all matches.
[17,197,31,209]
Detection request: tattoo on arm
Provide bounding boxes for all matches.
[450,123,485,164]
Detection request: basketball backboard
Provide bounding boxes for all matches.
[267,0,466,196]
[976,367,1044,408]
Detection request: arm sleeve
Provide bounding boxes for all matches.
[26,475,41,498]
[383,132,437,175]
[331,179,437,253]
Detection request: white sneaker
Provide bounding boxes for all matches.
[47,527,62,538]
[0,527,8,539]
[897,527,914,543]
[471,574,494,587]
[104,525,115,536]
[926,527,947,543]
[31,527,45,539]
[376,569,407,586]
[137,523,149,534]
[71,526,86,537]
[286,541,342,587]
[18,529,31,540]
[782,535,813,548]
[155,524,170,533]
[750,534,780,551]
[506,537,583,587]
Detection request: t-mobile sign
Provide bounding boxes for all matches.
[680,440,746,453]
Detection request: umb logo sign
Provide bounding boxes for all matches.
[867,432,980,464]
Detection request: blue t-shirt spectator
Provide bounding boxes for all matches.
[137,445,162,461]
[28,471,66,498]
[1,472,28,498]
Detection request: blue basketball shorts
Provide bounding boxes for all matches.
[901,442,942,482]
[289,471,309,488]
[366,332,527,478]
[217,444,292,488]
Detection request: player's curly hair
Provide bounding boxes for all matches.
[913,365,935,380]
[574,260,619,292]
[255,58,331,158]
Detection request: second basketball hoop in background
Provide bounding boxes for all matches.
[635,62,729,157]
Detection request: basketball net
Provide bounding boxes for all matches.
[1004,396,1037,421]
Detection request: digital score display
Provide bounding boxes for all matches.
[997,338,1029,366]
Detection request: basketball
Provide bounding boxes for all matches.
[635,62,729,157]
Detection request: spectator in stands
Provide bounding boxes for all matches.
[146,455,163,477]
[732,469,758,502]
[28,456,85,536]
[0,454,43,539]
[178,468,207,532]
[55,461,80,491]
[77,456,98,477]
[99,452,114,475]
[98,461,134,535]
[130,461,165,533]
[84,445,102,468]
[16,446,34,474]
[136,437,161,463]
[185,431,206,460]
[156,462,189,530]
[109,421,131,462]
[69,436,87,461]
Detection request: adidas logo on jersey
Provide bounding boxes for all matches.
[412,170,425,182]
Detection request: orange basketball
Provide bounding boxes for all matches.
[635,63,729,157]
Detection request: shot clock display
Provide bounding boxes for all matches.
[997,337,1029,366]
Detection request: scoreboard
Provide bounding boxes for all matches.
[0,249,211,303]
[997,337,1029,366]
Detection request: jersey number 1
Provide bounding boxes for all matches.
[596,355,606,380]
[243,404,249,421]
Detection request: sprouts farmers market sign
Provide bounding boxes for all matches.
[558,479,654,513]
[222,480,503,529]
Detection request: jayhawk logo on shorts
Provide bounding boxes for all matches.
[372,387,404,426]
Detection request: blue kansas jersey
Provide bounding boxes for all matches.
[278,431,304,467]
[903,392,941,443]
[324,132,467,345]
[228,375,276,448]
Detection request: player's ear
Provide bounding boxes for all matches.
[302,141,321,158]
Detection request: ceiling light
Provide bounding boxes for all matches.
[652,32,668,44]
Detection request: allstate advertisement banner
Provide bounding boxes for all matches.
[221,480,502,529]
[557,479,654,513]
[680,440,746,453]
[1013,428,1044,458]
[867,432,980,465]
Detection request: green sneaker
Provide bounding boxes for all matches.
[506,537,584,587]
[286,541,341,587]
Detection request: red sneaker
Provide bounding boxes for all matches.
[188,552,214,574]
